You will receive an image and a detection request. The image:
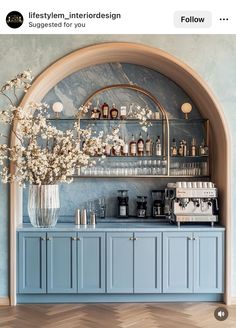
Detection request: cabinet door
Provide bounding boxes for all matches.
[18,232,46,294]
[47,232,77,293]
[107,232,134,293]
[194,231,224,293]
[77,232,105,293]
[134,232,162,293]
[163,232,193,293]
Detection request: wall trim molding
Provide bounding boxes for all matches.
[0,297,10,306]
[10,42,232,305]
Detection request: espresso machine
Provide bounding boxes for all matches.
[164,181,219,227]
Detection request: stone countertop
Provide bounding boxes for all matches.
[17,222,225,232]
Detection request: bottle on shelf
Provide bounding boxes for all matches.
[91,106,101,119]
[137,132,144,156]
[155,135,162,156]
[101,102,109,119]
[190,137,197,156]
[178,141,183,156]
[110,103,119,119]
[199,139,208,155]
[145,133,152,156]
[120,106,127,120]
[183,140,187,156]
[170,138,178,156]
[121,137,129,156]
[129,134,137,156]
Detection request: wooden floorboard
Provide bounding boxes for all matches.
[0,303,235,328]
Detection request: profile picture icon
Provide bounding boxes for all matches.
[6,11,24,28]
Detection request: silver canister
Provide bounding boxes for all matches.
[90,212,96,225]
[75,209,80,225]
[81,209,87,225]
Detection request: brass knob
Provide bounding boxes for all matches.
[133,237,138,241]
[77,237,81,241]
[41,237,46,241]
[47,237,52,241]
[129,237,133,241]
[72,237,77,241]
[188,237,193,241]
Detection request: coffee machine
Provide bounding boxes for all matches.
[164,181,219,227]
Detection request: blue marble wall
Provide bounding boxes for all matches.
[21,63,205,220]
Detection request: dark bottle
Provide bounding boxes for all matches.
[101,102,109,119]
[110,103,119,119]
[137,132,144,156]
[129,134,137,156]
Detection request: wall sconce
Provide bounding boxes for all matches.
[52,102,63,118]
[181,103,192,119]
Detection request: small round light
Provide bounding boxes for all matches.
[181,103,192,119]
[52,102,63,113]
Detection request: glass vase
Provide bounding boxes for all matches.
[28,184,60,228]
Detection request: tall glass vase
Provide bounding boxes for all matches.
[28,184,60,228]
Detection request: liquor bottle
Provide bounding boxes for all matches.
[120,106,127,120]
[101,102,109,119]
[91,106,101,119]
[121,137,129,156]
[110,103,119,119]
[129,134,137,156]
[137,132,144,156]
[199,139,208,155]
[145,133,152,156]
[178,141,184,156]
[190,138,197,156]
[155,136,162,156]
[170,138,178,156]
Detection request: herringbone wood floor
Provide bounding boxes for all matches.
[0,303,235,328]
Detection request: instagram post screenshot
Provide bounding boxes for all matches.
[0,0,235,327]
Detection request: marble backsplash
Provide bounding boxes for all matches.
[23,62,205,222]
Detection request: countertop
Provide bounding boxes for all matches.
[17,222,225,232]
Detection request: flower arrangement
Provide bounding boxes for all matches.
[0,70,124,186]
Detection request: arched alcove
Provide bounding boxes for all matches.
[10,42,231,305]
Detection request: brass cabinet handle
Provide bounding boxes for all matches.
[192,237,197,241]
[47,237,52,241]
[129,237,133,241]
[72,237,77,241]
[41,237,46,241]
[133,237,138,241]
[77,237,81,241]
[188,237,193,241]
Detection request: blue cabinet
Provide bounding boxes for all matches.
[107,232,134,293]
[194,232,224,293]
[163,231,224,293]
[77,232,105,293]
[18,232,46,294]
[47,232,77,293]
[134,232,162,293]
[163,232,193,293]
[107,232,162,293]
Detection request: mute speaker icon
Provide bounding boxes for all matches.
[214,307,228,321]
